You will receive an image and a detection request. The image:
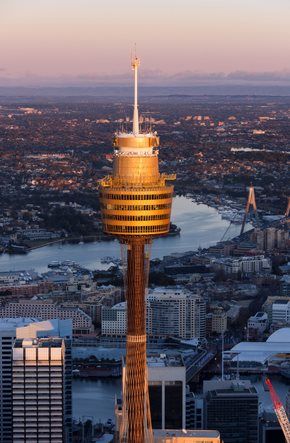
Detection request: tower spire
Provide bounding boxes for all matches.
[132,55,140,136]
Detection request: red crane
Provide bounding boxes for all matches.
[266,378,290,443]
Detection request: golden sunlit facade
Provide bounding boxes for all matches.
[99,57,175,443]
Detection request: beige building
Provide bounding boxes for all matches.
[0,301,92,335]
[206,310,227,335]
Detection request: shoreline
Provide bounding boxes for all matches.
[2,226,182,256]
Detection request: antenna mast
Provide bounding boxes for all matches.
[132,53,140,136]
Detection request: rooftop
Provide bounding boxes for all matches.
[147,353,184,368]
[153,429,220,438]
[0,317,38,330]
[14,337,63,348]
[226,328,290,363]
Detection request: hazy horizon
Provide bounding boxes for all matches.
[1,0,290,88]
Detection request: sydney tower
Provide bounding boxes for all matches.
[99,57,175,443]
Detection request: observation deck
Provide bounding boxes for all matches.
[99,57,175,238]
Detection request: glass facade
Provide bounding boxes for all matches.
[149,383,162,429]
[165,382,183,429]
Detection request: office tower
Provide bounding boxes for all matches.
[204,380,259,443]
[0,318,37,443]
[147,354,186,430]
[15,319,73,442]
[0,319,72,443]
[99,57,175,443]
[12,337,70,443]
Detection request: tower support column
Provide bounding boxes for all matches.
[120,238,153,443]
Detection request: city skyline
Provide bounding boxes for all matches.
[1,0,290,86]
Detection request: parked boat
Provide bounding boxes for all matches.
[167,223,181,236]
[48,261,60,268]
[73,357,122,378]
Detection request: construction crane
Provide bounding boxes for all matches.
[266,378,290,443]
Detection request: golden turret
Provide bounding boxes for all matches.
[99,58,175,237]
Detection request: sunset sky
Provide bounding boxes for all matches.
[0,0,290,85]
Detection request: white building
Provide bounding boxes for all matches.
[102,302,127,336]
[148,288,206,339]
[102,288,206,339]
[213,255,271,275]
[247,312,268,339]
[272,299,290,325]
[224,328,290,370]
[21,228,61,241]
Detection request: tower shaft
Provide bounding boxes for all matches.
[120,238,152,443]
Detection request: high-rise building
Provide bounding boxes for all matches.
[0,318,37,443]
[12,337,69,443]
[204,380,259,443]
[148,288,206,339]
[147,354,186,430]
[0,318,72,443]
[99,57,175,442]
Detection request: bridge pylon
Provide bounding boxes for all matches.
[240,184,258,235]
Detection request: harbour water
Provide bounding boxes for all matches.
[73,379,122,422]
[0,196,249,273]
[72,376,289,422]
